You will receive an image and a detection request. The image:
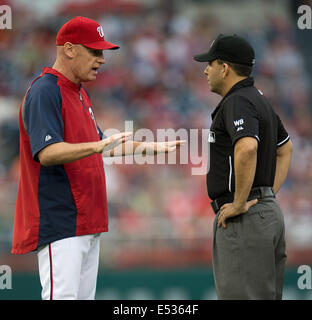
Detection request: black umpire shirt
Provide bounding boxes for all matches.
[207,77,290,200]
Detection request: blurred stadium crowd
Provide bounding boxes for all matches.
[0,0,311,269]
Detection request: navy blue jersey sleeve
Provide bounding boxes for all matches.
[23,75,64,161]
[223,95,260,145]
[276,114,290,148]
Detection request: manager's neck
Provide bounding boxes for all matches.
[52,60,81,85]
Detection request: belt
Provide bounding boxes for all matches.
[210,186,275,214]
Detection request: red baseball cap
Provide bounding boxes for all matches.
[56,16,119,50]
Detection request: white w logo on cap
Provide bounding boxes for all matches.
[97,26,104,38]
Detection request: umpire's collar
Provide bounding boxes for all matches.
[211,77,254,120]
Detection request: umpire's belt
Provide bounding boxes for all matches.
[210,186,275,215]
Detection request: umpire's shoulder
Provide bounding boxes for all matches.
[222,93,256,113]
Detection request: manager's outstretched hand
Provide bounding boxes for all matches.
[144,140,187,155]
[95,132,133,153]
[103,139,186,157]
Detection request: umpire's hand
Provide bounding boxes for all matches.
[217,199,258,229]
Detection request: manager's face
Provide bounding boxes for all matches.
[204,60,223,95]
[66,43,105,82]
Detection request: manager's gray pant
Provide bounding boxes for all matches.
[212,197,287,300]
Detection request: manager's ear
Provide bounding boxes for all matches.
[63,42,77,59]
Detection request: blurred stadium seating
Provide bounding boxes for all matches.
[0,0,311,299]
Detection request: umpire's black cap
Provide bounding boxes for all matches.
[193,34,255,66]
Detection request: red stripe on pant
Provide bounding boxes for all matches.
[48,244,53,300]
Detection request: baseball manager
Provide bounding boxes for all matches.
[12,16,183,300]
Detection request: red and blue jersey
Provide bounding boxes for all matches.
[12,67,108,254]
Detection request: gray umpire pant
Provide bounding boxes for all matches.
[212,196,287,300]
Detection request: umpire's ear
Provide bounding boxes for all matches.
[220,61,231,79]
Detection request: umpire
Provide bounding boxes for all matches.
[194,34,293,300]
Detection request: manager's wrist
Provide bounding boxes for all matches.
[136,141,155,155]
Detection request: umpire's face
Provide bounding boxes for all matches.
[204,60,224,95]
[65,43,105,82]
